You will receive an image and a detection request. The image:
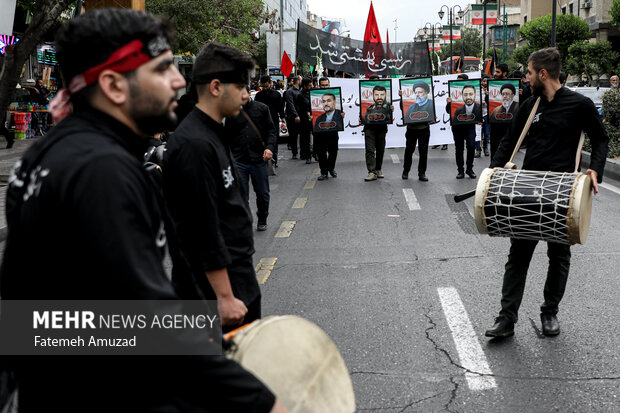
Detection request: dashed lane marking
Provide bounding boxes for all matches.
[391,154,400,164]
[304,180,316,189]
[275,221,296,238]
[600,182,620,196]
[437,287,497,391]
[292,198,307,208]
[402,188,421,210]
[255,257,278,284]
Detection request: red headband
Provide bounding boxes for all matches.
[68,39,151,94]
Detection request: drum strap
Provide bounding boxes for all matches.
[574,132,585,173]
[505,97,541,169]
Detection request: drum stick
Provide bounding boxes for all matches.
[454,190,476,203]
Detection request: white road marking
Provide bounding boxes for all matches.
[391,154,400,164]
[387,214,400,217]
[600,182,620,196]
[402,188,421,210]
[437,287,496,391]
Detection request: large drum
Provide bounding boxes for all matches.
[224,316,356,413]
[474,168,592,245]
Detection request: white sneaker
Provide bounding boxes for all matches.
[364,172,377,181]
[375,170,384,179]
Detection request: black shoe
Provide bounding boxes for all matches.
[305,158,312,164]
[329,170,337,178]
[466,169,477,179]
[402,172,408,180]
[257,223,267,231]
[475,149,481,158]
[418,174,428,182]
[484,148,489,156]
[441,144,448,150]
[317,174,328,180]
[313,154,319,161]
[485,316,515,338]
[431,145,440,149]
[541,314,560,336]
[456,171,465,179]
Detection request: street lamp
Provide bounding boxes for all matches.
[438,5,464,74]
[424,22,443,75]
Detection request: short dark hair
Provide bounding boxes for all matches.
[287,76,295,84]
[260,75,271,84]
[462,85,476,95]
[369,74,380,80]
[193,42,254,87]
[511,70,523,79]
[322,93,336,101]
[559,72,567,85]
[56,8,175,108]
[457,74,469,80]
[301,77,313,88]
[497,63,509,74]
[373,85,387,93]
[481,73,491,79]
[528,47,561,80]
[319,77,329,84]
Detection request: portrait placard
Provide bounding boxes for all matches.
[360,80,393,125]
[400,77,436,125]
[448,79,482,125]
[488,79,520,123]
[310,87,345,133]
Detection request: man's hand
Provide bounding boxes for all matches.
[270,399,290,413]
[398,90,402,96]
[586,169,599,194]
[390,105,394,112]
[446,97,452,104]
[294,116,300,124]
[218,296,248,326]
[263,149,273,161]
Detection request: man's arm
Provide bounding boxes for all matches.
[582,97,609,187]
[285,90,299,118]
[276,93,285,119]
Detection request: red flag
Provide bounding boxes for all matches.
[363,1,383,75]
[280,51,294,78]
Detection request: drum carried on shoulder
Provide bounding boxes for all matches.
[224,315,356,413]
[457,97,594,245]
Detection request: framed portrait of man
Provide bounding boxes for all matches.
[271,74,285,83]
[360,79,392,125]
[400,77,435,125]
[488,79,520,123]
[448,79,482,126]
[310,87,345,133]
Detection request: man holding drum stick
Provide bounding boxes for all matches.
[485,48,609,338]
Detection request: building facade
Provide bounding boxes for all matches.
[262,0,308,73]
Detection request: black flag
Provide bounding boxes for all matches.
[456,41,465,73]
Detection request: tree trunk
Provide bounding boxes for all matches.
[0,0,72,131]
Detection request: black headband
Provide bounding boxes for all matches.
[192,70,250,85]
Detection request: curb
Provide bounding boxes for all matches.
[580,151,620,182]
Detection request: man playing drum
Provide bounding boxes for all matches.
[485,48,609,338]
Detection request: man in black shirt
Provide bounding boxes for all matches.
[485,48,609,339]
[489,63,510,160]
[255,75,285,165]
[163,43,263,334]
[284,75,301,158]
[363,74,392,181]
[445,74,477,179]
[298,77,313,163]
[314,77,343,180]
[0,9,282,412]
[225,91,277,231]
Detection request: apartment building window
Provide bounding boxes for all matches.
[561,6,566,14]
[569,3,574,14]
[524,15,527,23]
[300,0,303,9]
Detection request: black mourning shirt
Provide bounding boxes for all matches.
[491,87,609,181]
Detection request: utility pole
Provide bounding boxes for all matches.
[482,0,488,66]
[279,0,284,73]
[394,19,398,43]
[551,0,557,47]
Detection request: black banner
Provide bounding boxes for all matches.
[296,21,432,77]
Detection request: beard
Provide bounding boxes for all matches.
[530,74,544,96]
[129,80,177,135]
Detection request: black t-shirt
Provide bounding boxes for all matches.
[226,100,277,164]
[254,89,284,127]
[491,87,609,181]
[0,108,275,412]
[163,108,259,303]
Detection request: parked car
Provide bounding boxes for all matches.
[568,87,609,115]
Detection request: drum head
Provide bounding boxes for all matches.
[473,168,496,235]
[568,173,592,244]
[226,316,356,413]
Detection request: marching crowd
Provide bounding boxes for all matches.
[0,7,611,412]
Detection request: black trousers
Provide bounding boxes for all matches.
[299,123,312,160]
[490,123,509,162]
[403,127,430,176]
[314,132,339,174]
[452,126,476,172]
[287,117,300,156]
[499,238,571,323]
[364,128,386,172]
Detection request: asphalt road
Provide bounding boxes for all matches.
[252,144,620,412]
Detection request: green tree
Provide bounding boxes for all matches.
[566,40,619,85]
[145,0,267,55]
[0,0,75,136]
[512,14,590,67]
[438,28,482,61]
[611,0,620,26]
